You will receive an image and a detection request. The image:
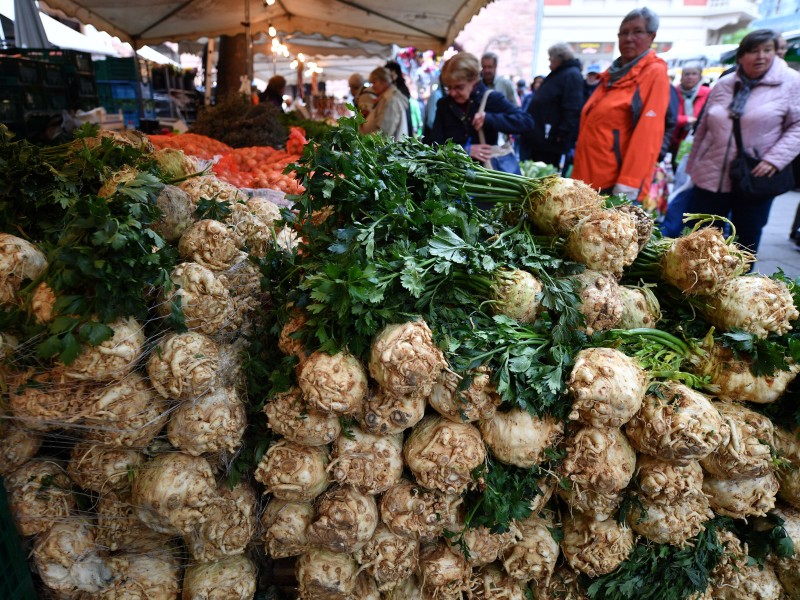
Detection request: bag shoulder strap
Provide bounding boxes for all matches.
[476,90,492,145]
[731,82,745,155]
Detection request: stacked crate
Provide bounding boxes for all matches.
[94,57,144,129]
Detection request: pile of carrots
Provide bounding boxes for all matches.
[148,133,233,159]
[212,146,304,193]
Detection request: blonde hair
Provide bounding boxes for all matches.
[441,52,481,87]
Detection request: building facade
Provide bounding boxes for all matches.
[456,0,759,80]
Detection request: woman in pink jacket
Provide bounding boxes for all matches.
[685,29,800,251]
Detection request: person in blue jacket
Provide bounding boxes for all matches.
[426,51,534,163]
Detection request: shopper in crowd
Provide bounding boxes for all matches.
[583,64,602,101]
[348,73,377,118]
[572,7,671,201]
[685,29,800,252]
[260,75,287,111]
[423,76,444,140]
[384,60,414,134]
[777,33,788,59]
[359,67,409,139]
[427,52,533,162]
[518,42,584,167]
[668,62,710,160]
[520,76,544,112]
[516,79,527,104]
[480,52,518,104]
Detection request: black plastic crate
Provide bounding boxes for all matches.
[20,87,48,112]
[0,56,42,86]
[41,62,65,87]
[0,48,92,74]
[0,92,22,122]
[0,481,37,599]
[94,57,137,81]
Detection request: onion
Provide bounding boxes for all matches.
[92,552,180,600]
[297,350,368,416]
[146,331,221,401]
[479,407,563,468]
[355,523,419,591]
[296,547,359,600]
[62,316,144,382]
[493,269,543,323]
[703,471,779,519]
[635,455,704,504]
[7,367,92,431]
[0,233,47,306]
[618,285,662,329]
[167,386,247,456]
[573,269,623,335]
[184,482,257,562]
[265,386,341,446]
[661,227,747,295]
[700,401,773,480]
[182,554,257,600]
[369,320,446,399]
[625,382,726,462]
[359,386,427,435]
[501,513,559,583]
[527,177,604,235]
[329,425,403,494]
[702,274,799,338]
[178,219,242,272]
[32,518,113,594]
[0,421,41,476]
[418,540,470,597]
[67,440,143,493]
[254,440,329,502]
[560,513,634,577]
[131,452,217,535]
[467,564,528,599]
[379,479,460,541]
[83,372,169,447]
[560,426,636,494]
[261,499,314,559]
[152,183,195,243]
[627,492,714,545]
[307,485,378,553]
[568,347,648,428]
[158,262,235,337]
[404,415,486,495]
[430,367,502,424]
[566,209,639,276]
[4,459,76,536]
[702,344,800,404]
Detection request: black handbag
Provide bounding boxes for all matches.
[729,115,794,198]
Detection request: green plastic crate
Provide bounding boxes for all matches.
[0,481,36,599]
[94,57,138,81]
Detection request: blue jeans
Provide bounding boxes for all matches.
[660,186,694,238]
[684,186,774,252]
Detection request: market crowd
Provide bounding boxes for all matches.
[349,7,800,256]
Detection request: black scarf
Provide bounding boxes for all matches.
[729,68,763,118]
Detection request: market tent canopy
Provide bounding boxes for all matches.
[41,0,490,53]
[1,0,117,54]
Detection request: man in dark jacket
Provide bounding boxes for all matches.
[519,43,585,167]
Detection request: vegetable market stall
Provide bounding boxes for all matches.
[2,115,800,600]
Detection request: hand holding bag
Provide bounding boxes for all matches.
[729,115,794,198]
[477,91,521,175]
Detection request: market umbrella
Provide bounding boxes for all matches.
[13,0,50,48]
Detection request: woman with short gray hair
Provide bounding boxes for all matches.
[548,42,575,64]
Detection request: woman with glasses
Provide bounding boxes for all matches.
[684,29,800,252]
[426,52,533,165]
[572,7,671,202]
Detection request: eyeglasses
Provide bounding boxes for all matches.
[617,29,650,38]
[444,82,471,94]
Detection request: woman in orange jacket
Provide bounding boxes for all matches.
[572,7,671,202]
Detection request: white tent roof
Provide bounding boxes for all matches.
[41,0,490,53]
[0,0,117,54]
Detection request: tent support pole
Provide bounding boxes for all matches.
[205,37,215,106]
[244,0,253,82]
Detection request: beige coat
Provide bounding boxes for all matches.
[359,85,409,139]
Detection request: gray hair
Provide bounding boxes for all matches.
[481,51,498,66]
[622,7,659,33]
[548,42,575,62]
[368,67,393,84]
[681,61,703,74]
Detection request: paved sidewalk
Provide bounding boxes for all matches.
[752,190,800,280]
